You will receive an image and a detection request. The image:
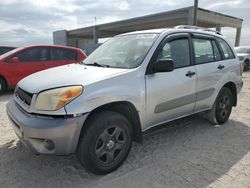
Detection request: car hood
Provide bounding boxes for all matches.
[236,53,249,57]
[18,63,129,93]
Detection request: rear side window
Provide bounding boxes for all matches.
[50,48,76,61]
[217,38,235,59]
[156,38,190,68]
[11,48,48,62]
[193,38,221,64]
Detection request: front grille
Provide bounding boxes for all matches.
[15,87,33,106]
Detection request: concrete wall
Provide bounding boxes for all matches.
[53,30,67,46]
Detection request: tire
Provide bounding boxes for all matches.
[244,59,249,71]
[77,111,133,175]
[0,78,6,94]
[206,87,233,125]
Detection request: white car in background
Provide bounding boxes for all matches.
[235,46,250,71]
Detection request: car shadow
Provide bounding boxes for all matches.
[0,117,249,188]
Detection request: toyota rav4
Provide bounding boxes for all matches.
[6,26,243,175]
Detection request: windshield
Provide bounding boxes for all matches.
[83,33,158,69]
[235,47,250,54]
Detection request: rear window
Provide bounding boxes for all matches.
[217,38,235,59]
[50,48,76,61]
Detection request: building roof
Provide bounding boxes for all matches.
[65,6,243,39]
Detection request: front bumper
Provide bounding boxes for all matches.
[6,99,88,155]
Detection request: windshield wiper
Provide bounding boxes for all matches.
[82,62,110,68]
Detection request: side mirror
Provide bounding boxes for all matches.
[153,59,174,73]
[11,57,19,63]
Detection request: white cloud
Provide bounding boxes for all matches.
[118,1,129,10]
[206,0,242,9]
[0,0,249,46]
[36,1,79,13]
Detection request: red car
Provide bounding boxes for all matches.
[0,45,86,93]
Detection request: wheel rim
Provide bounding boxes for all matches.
[218,95,230,119]
[95,126,127,165]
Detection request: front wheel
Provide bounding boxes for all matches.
[206,87,233,125]
[77,111,133,175]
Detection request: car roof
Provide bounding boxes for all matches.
[22,45,80,50]
[120,27,224,39]
[0,45,82,60]
[120,28,168,35]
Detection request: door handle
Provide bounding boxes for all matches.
[185,71,196,77]
[218,64,225,70]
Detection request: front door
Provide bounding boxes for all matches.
[145,34,197,129]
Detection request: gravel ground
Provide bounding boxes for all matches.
[0,73,250,188]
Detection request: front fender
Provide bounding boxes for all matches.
[66,95,140,115]
[64,73,145,115]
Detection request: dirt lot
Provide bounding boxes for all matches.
[0,73,250,188]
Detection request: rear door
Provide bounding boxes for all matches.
[3,47,49,86]
[46,47,77,69]
[145,33,197,128]
[192,35,228,112]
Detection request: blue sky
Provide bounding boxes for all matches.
[0,0,249,47]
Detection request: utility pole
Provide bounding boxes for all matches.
[93,17,97,44]
[193,0,198,26]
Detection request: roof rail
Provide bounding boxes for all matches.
[175,25,222,35]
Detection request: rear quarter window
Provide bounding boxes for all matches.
[217,38,235,59]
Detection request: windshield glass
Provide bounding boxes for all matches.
[235,47,250,54]
[83,33,158,69]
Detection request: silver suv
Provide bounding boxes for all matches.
[7,26,243,175]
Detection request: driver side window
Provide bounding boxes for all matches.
[156,38,190,68]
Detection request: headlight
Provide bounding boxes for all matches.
[238,56,244,61]
[35,86,83,111]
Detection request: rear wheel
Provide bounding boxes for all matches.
[244,59,249,71]
[206,87,233,125]
[0,78,6,94]
[77,111,133,175]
